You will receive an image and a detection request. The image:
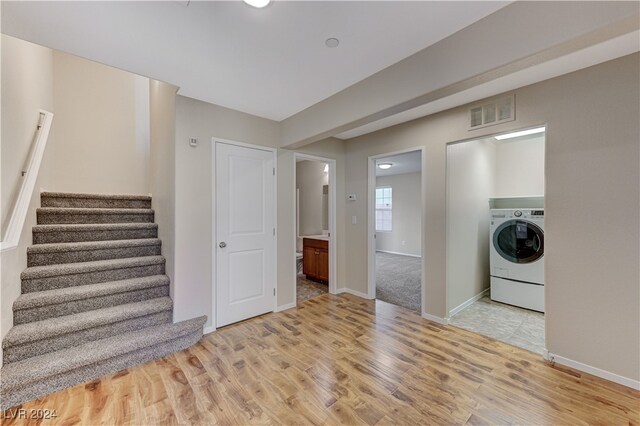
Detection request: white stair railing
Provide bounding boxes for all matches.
[0,110,54,252]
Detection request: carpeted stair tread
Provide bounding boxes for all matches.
[37,207,154,215]
[33,223,158,233]
[14,275,169,311]
[21,255,165,280]
[32,223,159,244]
[0,316,206,394]
[41,192,152,201]
[3,297,173,348]
[37,207,154,225]
[27,238,162,266]
[27,238,161,254]
[41,192,152,209]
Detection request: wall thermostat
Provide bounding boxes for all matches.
[347,194,357,201]
[189,137,198,147]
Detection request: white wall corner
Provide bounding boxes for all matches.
[203,325,216,335]
[422,312,450,325]
[448,288,490,318]
[336,288,373,299]
[546,352,640,391]
[275,302,297,312]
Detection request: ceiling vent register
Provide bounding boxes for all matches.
[469,94,515,130]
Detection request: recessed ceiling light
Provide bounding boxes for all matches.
[378,163,393,170]
[325,38,340,48]
[243,0,271,8]
[495,126,545,140]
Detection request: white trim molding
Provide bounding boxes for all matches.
[545,351,640,390]
[203,325,217,335]
[448,288,490,319]
[421,312,450,325]
[375,249,422,258]
[336,288,373,299]
[1,110,54,252]
[275,302,297,312]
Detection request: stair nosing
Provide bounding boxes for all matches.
[21,255,166,280]
[3,297,173,348]
[32,223,158,233]
[14,275,170,310]
[37,207,154,215]
[0,316,206,390]
[41,192,152,201]
[27,238,161,254]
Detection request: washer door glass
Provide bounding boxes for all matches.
[493,220,544,264]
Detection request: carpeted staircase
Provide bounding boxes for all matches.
[0,192,206,409]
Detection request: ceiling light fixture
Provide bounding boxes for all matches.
[323,164,329,173]
[243,0,271,8]
[325,38,340,48]
[378,163,393,170]
[495,126,545,140]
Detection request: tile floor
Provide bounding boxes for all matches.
[296,274,328,303]
[449,296,545,354]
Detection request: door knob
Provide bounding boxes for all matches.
[219,242,227,248]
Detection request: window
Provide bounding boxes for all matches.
[375,187,392,231]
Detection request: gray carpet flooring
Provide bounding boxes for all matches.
[375,252,421,312]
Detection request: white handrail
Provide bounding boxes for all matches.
[0,110,54,252]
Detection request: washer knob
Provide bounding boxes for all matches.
[514,210,522,217]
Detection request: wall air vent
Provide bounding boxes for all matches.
[469,94,515,130]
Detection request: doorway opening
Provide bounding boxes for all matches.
[294,154,337,304]
[367,149,424,313]
[445,126,546,354]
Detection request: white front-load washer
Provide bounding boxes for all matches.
[490,209,544,312]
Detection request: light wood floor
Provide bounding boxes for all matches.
[3,293,639,425]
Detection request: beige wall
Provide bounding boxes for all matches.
[149,81,177,298]
[494,134,545,197]
[446,140,495,313]
[50,52,149,195]
[173,95,346,324]
[296,160,328,237]
[173,95,280,329]
[375,172,422,256]
[1,35,53,230]
[344,54,639,381]
[0,35,56,365]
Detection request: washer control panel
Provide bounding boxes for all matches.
[491,209,544,219]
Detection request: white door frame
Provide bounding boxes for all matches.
[367,147,425,312]
[293,152,338,302]
[211,137,278,330]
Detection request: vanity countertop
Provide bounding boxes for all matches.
[303,235,329,241]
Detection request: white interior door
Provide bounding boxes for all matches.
[216,142,276,327]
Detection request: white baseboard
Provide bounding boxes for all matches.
[421,312,449,325]
[275,302,297,312]
[448,288,489,318]
[336,288,373,299]
[375,249,421,258]
[546,351,640,390]
[203,325,216,335]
